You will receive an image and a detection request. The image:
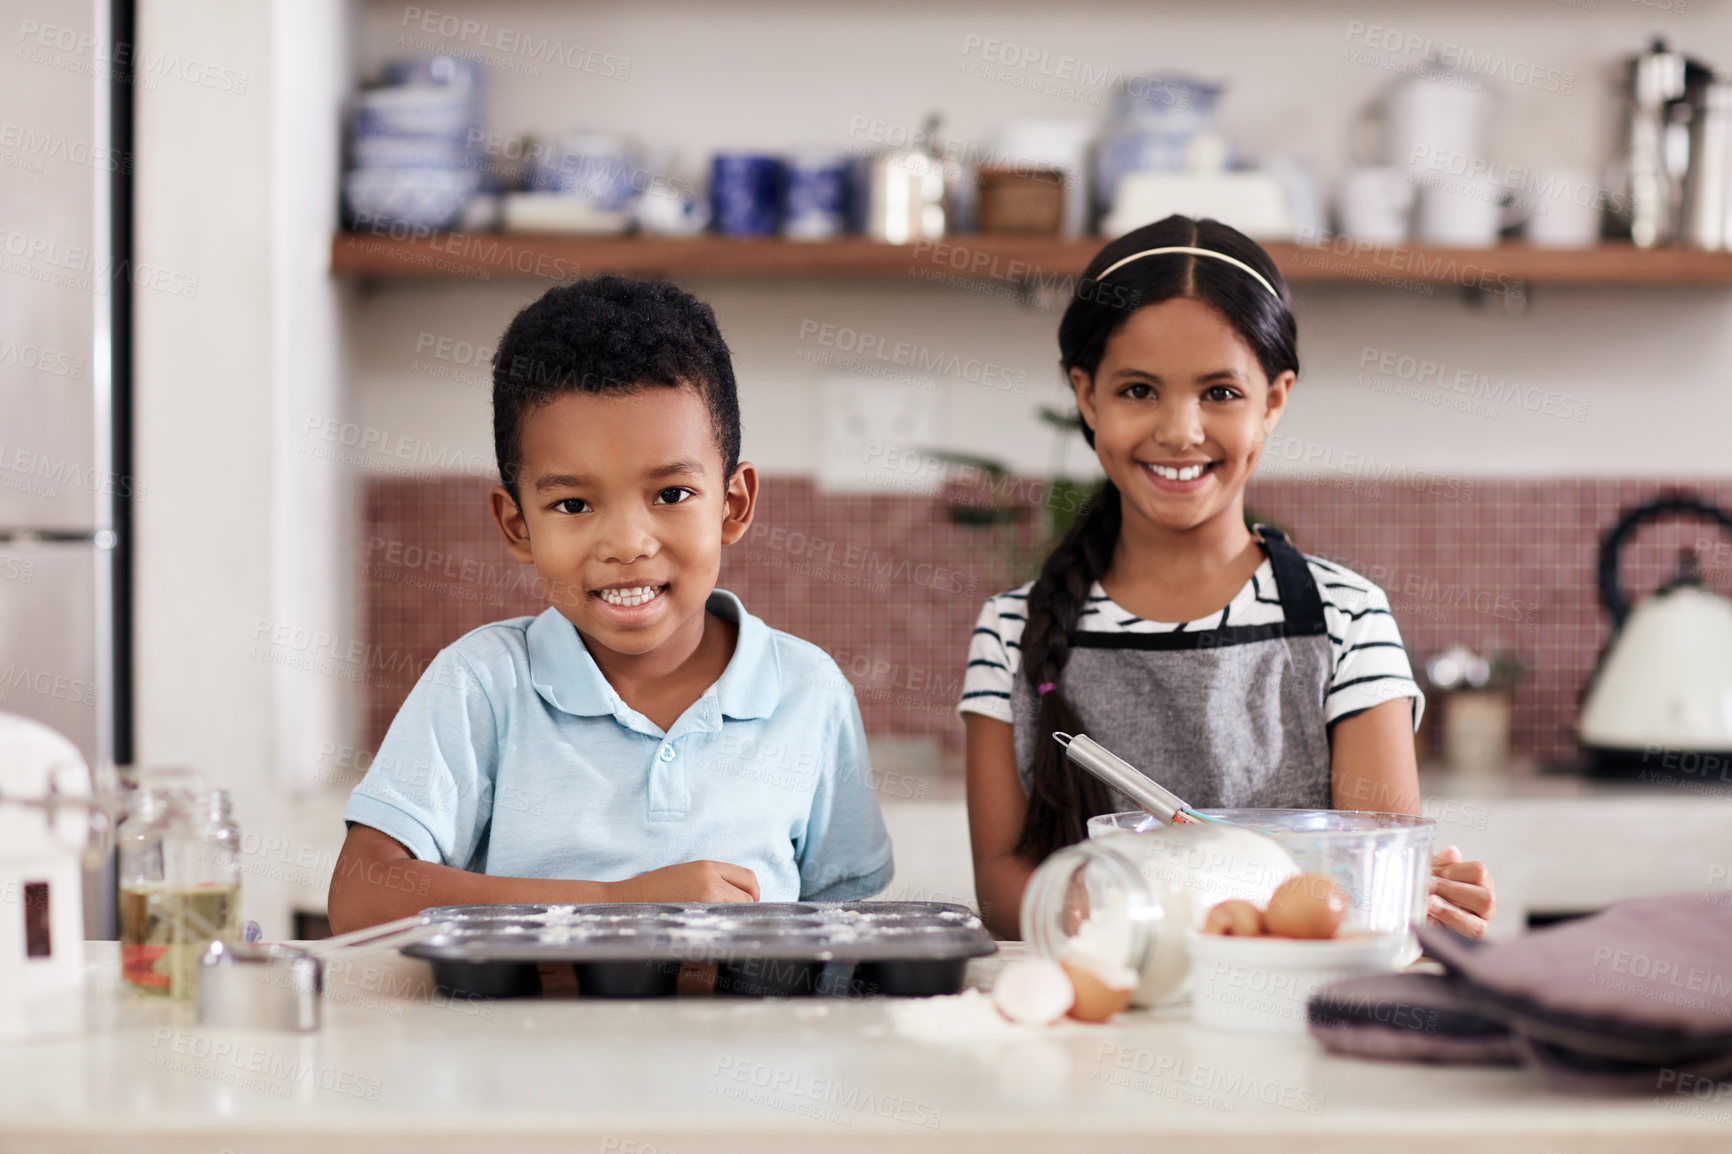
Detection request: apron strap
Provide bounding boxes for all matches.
[1257,525,1328,637]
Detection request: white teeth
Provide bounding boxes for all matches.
[598,585,663,608]
[1149,463,1208,482]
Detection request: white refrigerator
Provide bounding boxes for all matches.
[0,0,128,938]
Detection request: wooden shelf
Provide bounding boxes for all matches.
[330,232,1732,289]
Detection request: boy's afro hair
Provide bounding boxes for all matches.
[492,275,740,497]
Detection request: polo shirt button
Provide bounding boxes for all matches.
[659,745,675,762]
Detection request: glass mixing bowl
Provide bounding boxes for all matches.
[1087,809,1435,938]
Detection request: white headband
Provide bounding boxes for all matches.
[1093,245,1282,302]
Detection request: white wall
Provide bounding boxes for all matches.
[346,0,1732,480]
[136,0,350,936]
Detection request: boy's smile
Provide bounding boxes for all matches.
[490,386,757,686]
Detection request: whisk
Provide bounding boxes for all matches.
[1052,732,1240,828]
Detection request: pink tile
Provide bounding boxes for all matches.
[362,475,1732,768]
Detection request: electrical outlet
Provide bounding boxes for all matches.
[816,375,943,494]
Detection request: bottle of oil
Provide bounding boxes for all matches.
[117,772,241,999]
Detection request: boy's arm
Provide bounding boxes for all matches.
[326,824,759,934]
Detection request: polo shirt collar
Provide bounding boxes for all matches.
[525,589,780,722]
[707,589,780,721]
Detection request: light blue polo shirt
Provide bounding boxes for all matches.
[343,590,894,902]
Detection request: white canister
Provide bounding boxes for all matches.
[1416,174,1504,247]
[1521,167,1605,248]
[1338,167,1416,244]
[1385,68,1492,174]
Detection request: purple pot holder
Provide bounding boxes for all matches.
[1308,894,1732,1092]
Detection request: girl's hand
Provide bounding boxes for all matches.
[1427,845,1495,938]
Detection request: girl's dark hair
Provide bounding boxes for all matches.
[1015,215,1300,862]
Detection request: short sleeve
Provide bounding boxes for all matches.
[1323,582,1426,732]
[958,595,1015,723]
[796,692,894,901]
[343,648,498,869]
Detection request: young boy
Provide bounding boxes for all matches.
[327,277,894,932]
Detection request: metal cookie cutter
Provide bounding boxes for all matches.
[197,941,323,1032]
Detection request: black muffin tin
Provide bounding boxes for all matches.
[401,901,996,1000]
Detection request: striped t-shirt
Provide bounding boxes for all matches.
[958,554,1425,729]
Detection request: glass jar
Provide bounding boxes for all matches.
[117,771,241,998]
[1021,824,1298,1005]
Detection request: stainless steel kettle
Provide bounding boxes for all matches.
[1578,494,1732,778]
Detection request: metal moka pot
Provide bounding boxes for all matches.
[861,113,963,244]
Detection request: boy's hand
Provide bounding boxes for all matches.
[613,860,760,904]
[1427,845,1495,938]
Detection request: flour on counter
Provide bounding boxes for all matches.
[885,989,1028,1047]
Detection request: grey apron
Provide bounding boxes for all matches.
[1010,527,1334,811]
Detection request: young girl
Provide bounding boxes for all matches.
[960,215,1494,940]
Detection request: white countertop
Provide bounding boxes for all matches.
[0,941,1726,1152]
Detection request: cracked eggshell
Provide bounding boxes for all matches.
[992,958,1075,1026]
[1062,953,1138,1023]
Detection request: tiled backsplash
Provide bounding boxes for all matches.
[364,475,1732,766]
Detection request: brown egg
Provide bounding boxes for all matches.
[1202,899,1265,936]
[1263,873,1347,939]
[1062,954,1138,1023]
